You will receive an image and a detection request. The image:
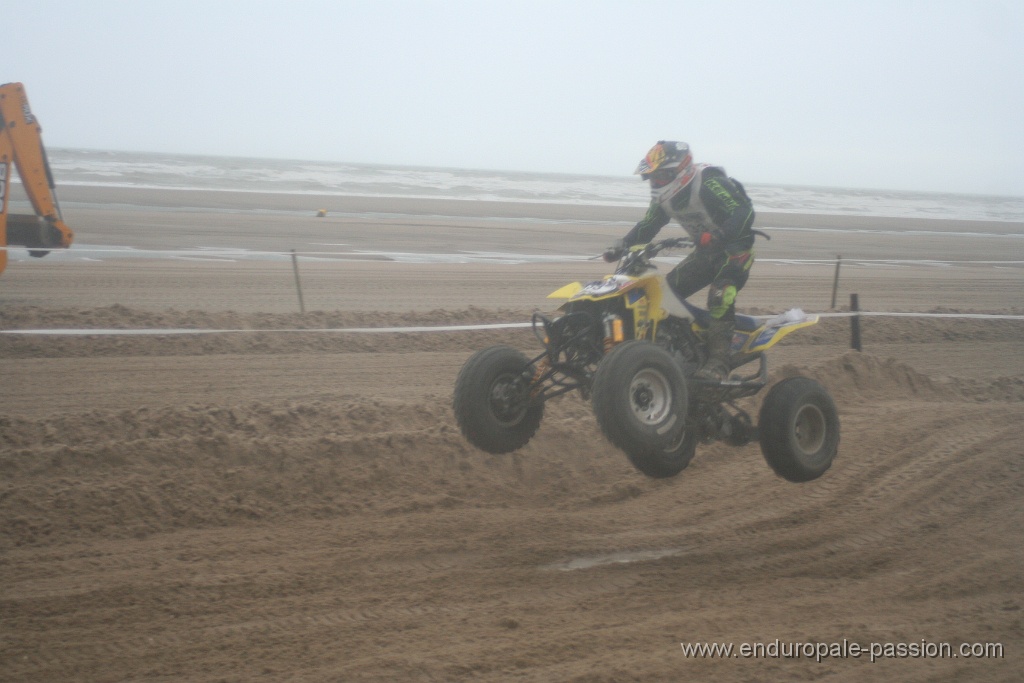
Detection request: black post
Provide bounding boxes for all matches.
[831,254,842,309]
[850,293,862,352]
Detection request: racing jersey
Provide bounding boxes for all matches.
[623,165,756,253]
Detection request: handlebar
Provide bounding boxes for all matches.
[606,237,693,275]
[650,237,694,251]
[603,230,769,272]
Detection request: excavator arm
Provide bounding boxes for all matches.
[0,82,74,275]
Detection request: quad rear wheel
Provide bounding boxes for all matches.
[454,345,544,454]
[591,341,691,478]
[625,425,698,479]
[758,377,840,482]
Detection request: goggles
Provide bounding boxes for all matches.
[643,167,677,188]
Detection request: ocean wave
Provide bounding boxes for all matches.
[43,148,1024,222]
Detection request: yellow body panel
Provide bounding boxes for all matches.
[547,282,584,299]
[550,271,819,356]
[725,316,819,355]
[548,272,675,340]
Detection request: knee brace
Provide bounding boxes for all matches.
[707,283,737,320]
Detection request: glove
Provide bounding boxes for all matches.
[603,238,625,262]
[603,248,623,263]
[698,231,717,249]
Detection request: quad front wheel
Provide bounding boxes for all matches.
[453,345,544,454]
[591,341,691,478]
[758,377,840,482]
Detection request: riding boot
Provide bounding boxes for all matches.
[695,318,734,381]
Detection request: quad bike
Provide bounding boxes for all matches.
[453,237,839,482]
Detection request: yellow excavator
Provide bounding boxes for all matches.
[0,82,74,276]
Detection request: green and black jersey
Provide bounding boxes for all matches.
[623,165,755,253]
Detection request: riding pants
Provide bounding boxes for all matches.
[665,248,755,321]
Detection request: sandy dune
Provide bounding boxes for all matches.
[1,188,1021,681]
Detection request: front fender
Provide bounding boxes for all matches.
[547,282,584,299]
[548,275,646,306]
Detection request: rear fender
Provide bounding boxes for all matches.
[736,312,819,354]
[690,309,819,355]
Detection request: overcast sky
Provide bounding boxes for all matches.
[5,1,1023,195]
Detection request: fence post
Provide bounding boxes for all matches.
[291,249,306,314]
[831,254,842,309]
[850,293,861,351]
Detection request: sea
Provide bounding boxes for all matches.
[42,148,1024,224]
[6,147,1022,267]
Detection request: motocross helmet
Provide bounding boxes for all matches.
[635,140,696,207]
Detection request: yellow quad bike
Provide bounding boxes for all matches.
[454,237,839,482]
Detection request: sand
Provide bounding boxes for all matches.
[1,186,1022,682]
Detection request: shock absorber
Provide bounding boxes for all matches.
[603,314,624,352]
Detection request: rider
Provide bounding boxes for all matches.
[605,141,756,381]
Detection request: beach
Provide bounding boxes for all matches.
[2,185,1022,681]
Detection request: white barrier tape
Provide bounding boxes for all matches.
[0,322,535,336]
[812,312,1024,320]
[1,312,1022,336]
[758,258,1024,266]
